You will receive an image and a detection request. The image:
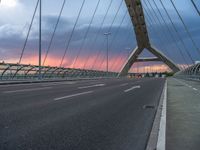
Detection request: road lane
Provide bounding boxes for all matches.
[0,78,140,113]
[0,78,165,150]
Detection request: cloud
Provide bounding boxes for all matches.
[0,14,135,67]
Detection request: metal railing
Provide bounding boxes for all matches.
[0,62,118,80]
[175,63,200,80]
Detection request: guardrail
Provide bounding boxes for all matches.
[175,63,200,80]
[0,62,118,80]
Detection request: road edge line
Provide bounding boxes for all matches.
[146,80,167,150]
[157,80,167,150]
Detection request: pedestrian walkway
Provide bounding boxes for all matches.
[166,78,200,150]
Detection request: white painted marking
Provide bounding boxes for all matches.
[78,84,105,89]
[0,81,76,87]
[157,81,167,150]
[41,82,76,86]
[54,91,93,101]
[124,85,141,93]
[174,78,193,88]
[193,88,198,91]
[3,87,52,94]
[174,78,199,92]
[119,83,128,87]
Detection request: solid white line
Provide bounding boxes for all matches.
[54,91,93,101]
[124,85,141,93]
[157,81,167,150]
[3,87,52,94]
[78,84,105,89]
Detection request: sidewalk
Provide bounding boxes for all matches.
[166,78,200,150]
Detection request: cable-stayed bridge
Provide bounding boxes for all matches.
[0,0,199,80]
[0,0,200,150]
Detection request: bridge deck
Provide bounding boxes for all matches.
[0,78,165,150]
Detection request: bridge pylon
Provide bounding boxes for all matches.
[118,0,180,77]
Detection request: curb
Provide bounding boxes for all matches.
[0,77,115,85]
[146,80,167,150]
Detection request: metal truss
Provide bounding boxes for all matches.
[118,0,180,77]
[0,62,117,80]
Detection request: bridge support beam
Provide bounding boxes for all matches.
[118,46,180,77]
[118,0,180,77]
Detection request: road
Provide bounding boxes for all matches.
[0,78,165,150]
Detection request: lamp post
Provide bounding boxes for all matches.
[104,32,111,76]
[38,0,42,80]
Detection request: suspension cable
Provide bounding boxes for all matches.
[159,0,195,64]
[143,8,168,56]
[106,11,128,58]
[170,0,200,55]
[92,0,124,70]
[191,0,200,16]
[111,23,133,71]
[43,0,66,66]
[19,0,39,64]
[59,0,86,67]
[99,10,128,70]
[143,0,173,58]
[151,0,189,69]
[71,0,101,69]
[82,0,114,69]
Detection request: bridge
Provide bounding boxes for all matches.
[0,0,200,150]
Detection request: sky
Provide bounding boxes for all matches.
[0,0,199,72]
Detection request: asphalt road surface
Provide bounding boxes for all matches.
[0,78,165,150]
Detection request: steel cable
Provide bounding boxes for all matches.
[71,0,101,69]
[43,0,66,66]
[81,0,114,69]
[59,0,86,67]
[170,0,200,56]
[159,0,195,64]
[19,0,39,64]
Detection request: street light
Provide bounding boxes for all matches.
[104,32,111,76]
[38,0,42,80]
